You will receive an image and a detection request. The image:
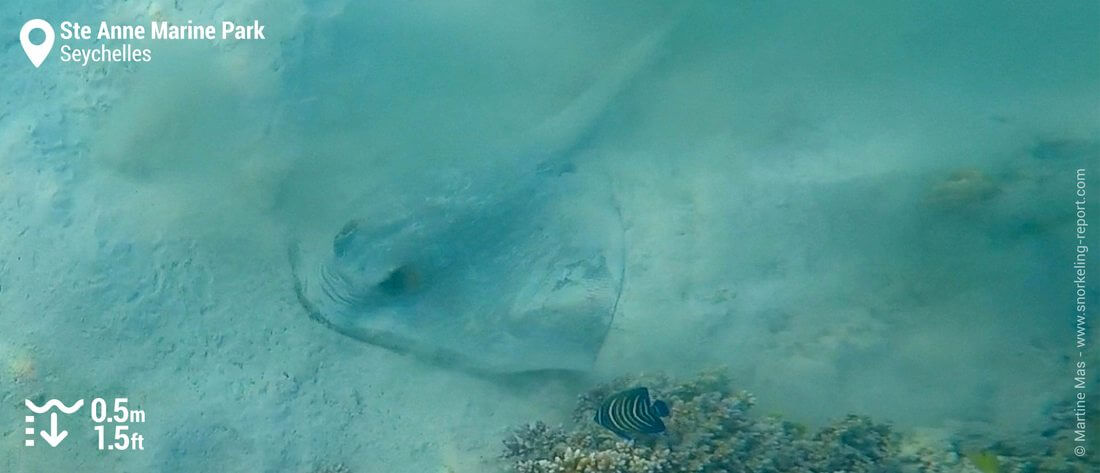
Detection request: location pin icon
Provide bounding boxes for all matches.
[20,19,55,68]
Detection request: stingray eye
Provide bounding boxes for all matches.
[377,264,420,296]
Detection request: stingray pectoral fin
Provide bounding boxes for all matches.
[503,183,626,369]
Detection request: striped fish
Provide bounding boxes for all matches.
[593,387,670,439]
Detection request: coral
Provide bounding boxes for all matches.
[513,443,671,473]
[944,377,1100,473]
[809,415,897,473]
[505,371,1100,473]
[894,429,970,473]
[504,422,570,461]
[973,394,1100,473]
[504,370,903,473]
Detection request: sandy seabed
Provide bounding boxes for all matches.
[2,1,1097,472]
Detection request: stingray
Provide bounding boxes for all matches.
[289,24,674,376]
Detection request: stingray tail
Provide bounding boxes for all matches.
[524,13,685,161]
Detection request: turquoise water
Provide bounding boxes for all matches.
[2,1,1097,472]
